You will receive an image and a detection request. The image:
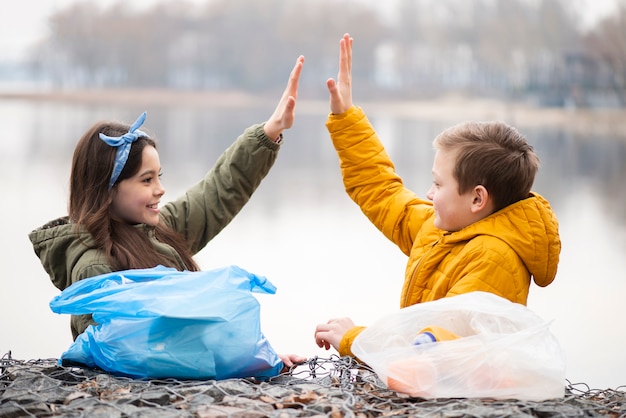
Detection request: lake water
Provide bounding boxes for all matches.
[1,97,625,390]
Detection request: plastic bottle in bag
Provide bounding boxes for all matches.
[412,325,459,345]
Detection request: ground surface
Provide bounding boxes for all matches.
[2,354,625,417]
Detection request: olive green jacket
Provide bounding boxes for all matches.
[29,123,281,339]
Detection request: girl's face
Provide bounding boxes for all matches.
[426,148,476,232]
[109,146,165,226]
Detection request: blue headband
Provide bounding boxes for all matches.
[99,111,149,189]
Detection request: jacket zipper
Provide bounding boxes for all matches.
[403,238,441,307]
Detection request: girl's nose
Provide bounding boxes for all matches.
[155,179,166,196]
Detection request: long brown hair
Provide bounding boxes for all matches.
[69,119,199,271]
[433,121,540,212]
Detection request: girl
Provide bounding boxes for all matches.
[30,56,306,369]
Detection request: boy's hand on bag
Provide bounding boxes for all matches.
[314,317,355,351]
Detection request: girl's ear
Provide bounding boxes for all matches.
[470,185,491,214]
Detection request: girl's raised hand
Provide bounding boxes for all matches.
[263,55,305,141]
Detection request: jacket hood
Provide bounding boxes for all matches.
[28,217,100,291]
[454,192,561,287]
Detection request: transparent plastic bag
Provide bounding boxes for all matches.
[351,291,566,400]
[50,265,283,380]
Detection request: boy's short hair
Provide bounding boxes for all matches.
[433,121,540,212]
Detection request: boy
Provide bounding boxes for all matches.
[314,34,561,357]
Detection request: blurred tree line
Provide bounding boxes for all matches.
[31,0,625,107]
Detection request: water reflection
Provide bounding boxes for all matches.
[1,99,624,390]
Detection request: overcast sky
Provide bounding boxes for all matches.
[0,0,207,61]
[0,0,620,62]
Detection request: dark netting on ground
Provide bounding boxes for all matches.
[1,351,625,417]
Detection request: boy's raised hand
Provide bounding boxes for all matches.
[264,55,305,141]
[327,33,353,115]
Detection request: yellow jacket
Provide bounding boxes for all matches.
[327,107,561,357]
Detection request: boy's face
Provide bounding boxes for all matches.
[110,146,165,226]
[426,148,477,232]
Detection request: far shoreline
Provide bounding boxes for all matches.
[2,88,624,139]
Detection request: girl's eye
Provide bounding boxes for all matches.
[143,177,152,183]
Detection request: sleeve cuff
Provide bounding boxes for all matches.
[255,123,282,150]
[338,325,366,357]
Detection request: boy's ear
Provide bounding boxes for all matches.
[470,185,490,213]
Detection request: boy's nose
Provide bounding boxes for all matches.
[426,185,434,201]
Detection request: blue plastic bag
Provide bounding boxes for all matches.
[49,265,283,380]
